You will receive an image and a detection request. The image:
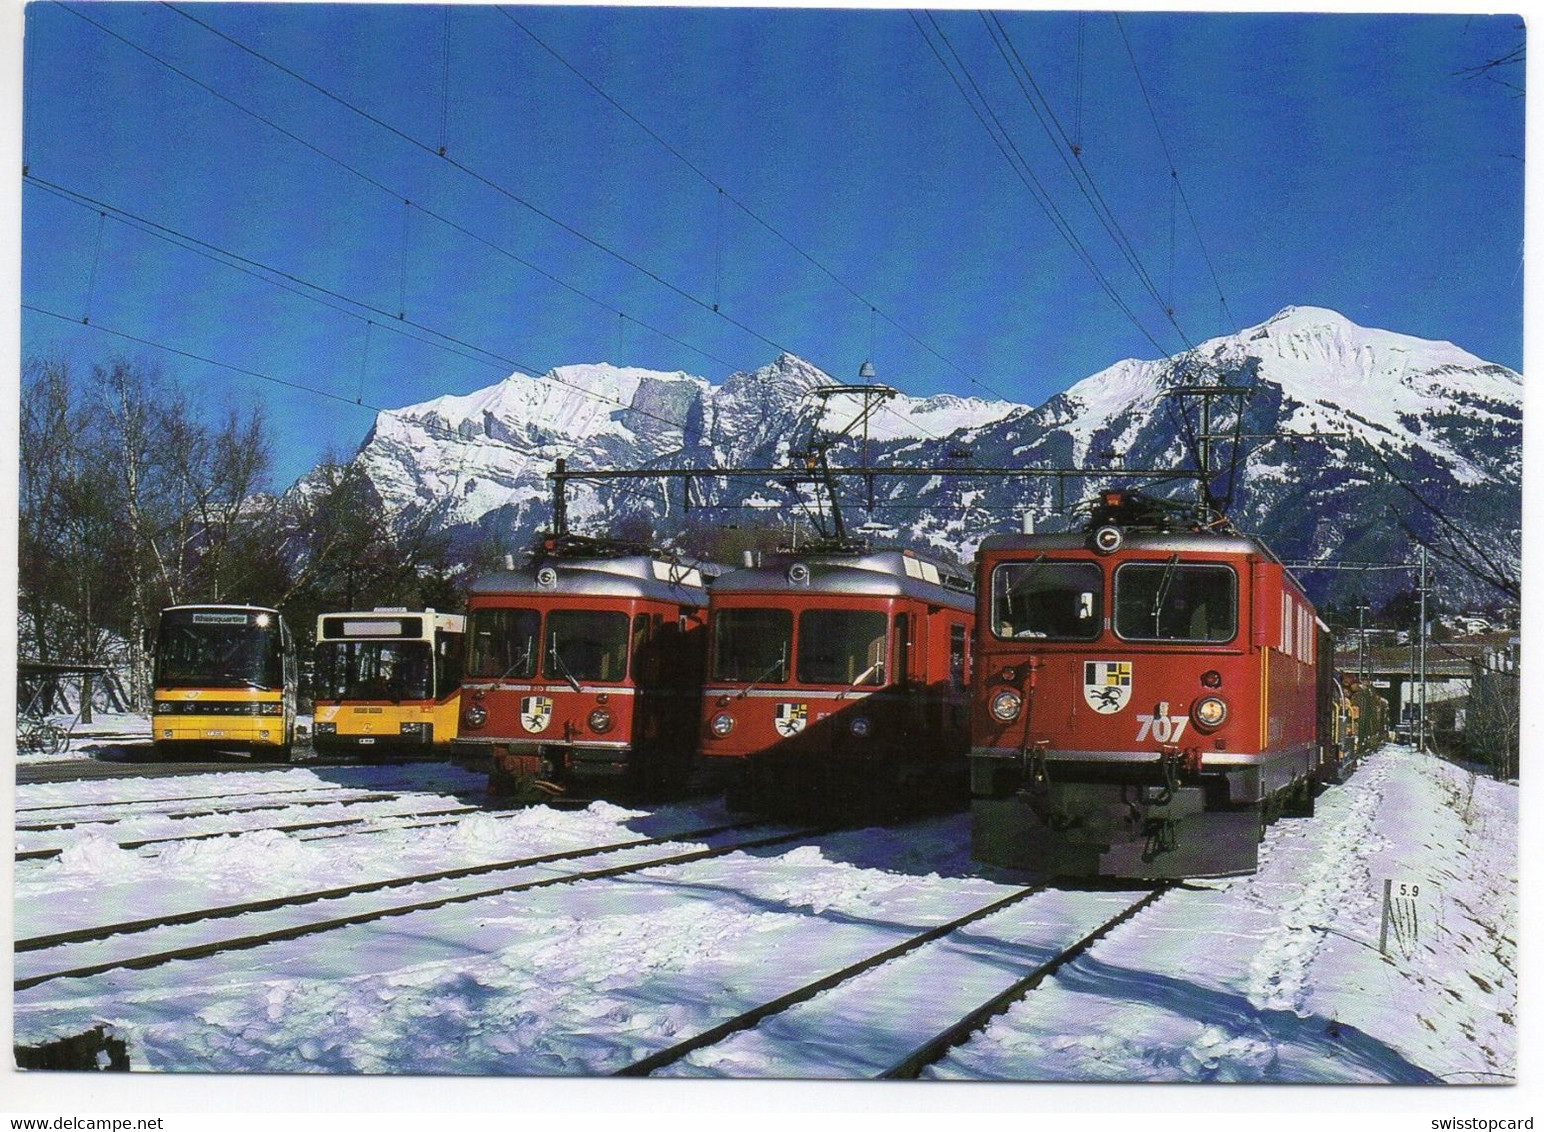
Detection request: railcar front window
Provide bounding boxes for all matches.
[797,609,888,685]
[466,608,540,679]
[1114,562,1237,642]
[545,610,631,683]
[315,642,432,701]
[991,562,1103,640]
[711,608,791,683]
[155,613,284,689]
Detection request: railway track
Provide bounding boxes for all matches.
[618,881,1170,1078]
[14,821,826,993]
[15,790,410,832]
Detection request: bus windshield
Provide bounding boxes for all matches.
[992,561,1103,640]
[466,608,540,679]
[315,641,432,701]
[544,610,631,683]
[155,610,284,690]
[711,608,791,683]
[797,609,887,685]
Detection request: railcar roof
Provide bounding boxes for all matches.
[468,554,712,605]
[977,531,1269,558]
[712,548,975,609]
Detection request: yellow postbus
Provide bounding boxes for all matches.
[153,604,298,760]
[312,608,465,758]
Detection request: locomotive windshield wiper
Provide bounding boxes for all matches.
[499,639,535,681]
[1151,554,1181,636]
[547,633,583,692]
[838,660,884,699]
[737,643,788,700]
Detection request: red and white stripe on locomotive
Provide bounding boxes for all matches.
[970,491,1325,878]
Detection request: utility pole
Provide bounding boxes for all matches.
[1418,545,1429,753]
[1357,601,1368,684]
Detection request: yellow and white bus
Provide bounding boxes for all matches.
[153,604,298,760]
[312,608,465,758]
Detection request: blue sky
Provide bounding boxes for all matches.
[19,4,1526,487]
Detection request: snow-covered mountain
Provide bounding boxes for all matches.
[350,306,1521,603]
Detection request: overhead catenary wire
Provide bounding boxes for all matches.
[912,11,1171,359]
[982,11,1195,353]
[49,3,742,377]
[498,6,1025,411]
[157,2,808,365]
[89,1,952,457]
[26,174,703,434]
[1113,12,1239,336]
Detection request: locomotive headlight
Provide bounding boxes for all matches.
[1092,525,1124,554]
[990,688,1023,722]
[1193,696,1228,731]
[710,712,734,738]
[156,702,173,714]
[587,707,614,734]
[464,704,488,729]
[849,716,872,738]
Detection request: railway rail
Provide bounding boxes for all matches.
[619,881,1170,1078]
[14,800,482,862]
[15,790,408,832]
[14,821,826,993]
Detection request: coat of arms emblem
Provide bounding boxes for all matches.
[1082,661,1133,713]
[519,694,554,733]
[773,702,808,736]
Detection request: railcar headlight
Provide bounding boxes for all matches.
[587,708,614,734]
[464,704,488,729]
[849,716,872,738]
[710,712,734,738]
[1092,525,1123,554]
[990,688,1023,722]
[314,722,337,735]
[156,702,173,713]
[1193,696,1228,731]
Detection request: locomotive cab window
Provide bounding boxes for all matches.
[545,610,630,683]
[1113,561,1237,642]
[991,561,1102,640]
[466,608,539,679]
[711,608,792,683]
[797,609,887,686]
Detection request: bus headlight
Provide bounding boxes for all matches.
[587,708,614,734]
[990,689,1023,722]
[710,712,734,738]
[464,704,487,729]
[849,716,872,738]
[1193,696,1228,731]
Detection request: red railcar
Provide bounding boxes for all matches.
[450,535,714,795]
[699,546,976,816]
[970,491,1332,878]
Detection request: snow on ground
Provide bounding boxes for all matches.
[10,745,1516,1084]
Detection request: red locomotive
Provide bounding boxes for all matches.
[699,545,976,816]
[970,490,1335,878]
[450,534,714,795]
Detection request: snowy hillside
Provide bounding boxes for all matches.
[347,307,1521,602]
